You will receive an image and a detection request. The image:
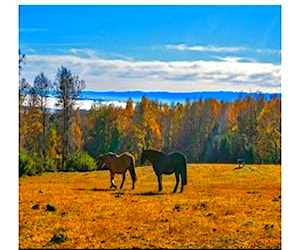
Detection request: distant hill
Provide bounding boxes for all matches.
[78,90,281,105]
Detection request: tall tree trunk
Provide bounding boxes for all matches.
[42,100,46,160]
[62,97,69,170]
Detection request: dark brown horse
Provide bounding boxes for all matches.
[140,149,187,193]
[97,152,137,189]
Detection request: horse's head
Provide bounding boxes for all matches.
[97,156,106,170]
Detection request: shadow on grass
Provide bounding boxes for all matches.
[72,188,112,192]
[73,188,171,196]
[133,191,167,196]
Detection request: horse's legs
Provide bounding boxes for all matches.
[156,173,163,192]
[129,167,136,190]
[179,173,184,193]
[120,171,126,189]
[110,171,117,188]
[172,172,180,193]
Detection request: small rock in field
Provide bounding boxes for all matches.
[46,204,56,212]
[100,240,105,243]
[243,220,254,227]
[272,195,281,202]
[32,204,39,210]
[174,204,180,211]
[39,190,43,193]
[265,224,274,230]
[224,211,230,216]
[193,202,206,210]
[212,228,217,232]
[50,234,68,244]
[160,218,169,222]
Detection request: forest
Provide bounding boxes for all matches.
[19,53,281,176]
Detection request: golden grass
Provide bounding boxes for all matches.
[19,164,281,249]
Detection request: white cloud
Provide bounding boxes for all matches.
[165,44,246,53]
[165,43,281,55]
[21,53,281,93]
[70,48,98,58]
[256,48,281,54]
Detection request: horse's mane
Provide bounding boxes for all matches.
[101,152,134,159]
[104,152,116,156]
[99,152,117,159]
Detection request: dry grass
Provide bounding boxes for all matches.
[19,164,281,249]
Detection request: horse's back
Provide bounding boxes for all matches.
[120,151,134,157]
[108,152,134,173]
[167,151,187,163]
[117,152,135,166]
[119,152,134,161]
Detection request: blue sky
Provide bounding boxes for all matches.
[19,5,281,92]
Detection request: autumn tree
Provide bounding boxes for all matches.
[19,50,29,108]
[236,96,258,162]
[169,102,184,152]
[159,103,174,152]
[19,51,30,151]
[197,99,221,162]
[84,103,122,158]
[256,95,281,163]
[70,109,84,155]
[171,99,195,160]
[54,66,85,169]
[31,72,53,160]
[133,96,163,152]
[46,123,61,171]
[18,50,27,104]
[118,98,135,153]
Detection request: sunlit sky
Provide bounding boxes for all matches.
[19,5,281,93]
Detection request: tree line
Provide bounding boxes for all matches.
[19,52,281,176]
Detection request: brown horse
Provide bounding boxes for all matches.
[97,152,137,189]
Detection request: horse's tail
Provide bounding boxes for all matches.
[181,155,187,185]
[129,157,137,182]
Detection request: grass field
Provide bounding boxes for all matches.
[19,164,281,249]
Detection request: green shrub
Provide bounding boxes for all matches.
[43,157,56,172]
[66,152,96,172]
[19,151,38,177]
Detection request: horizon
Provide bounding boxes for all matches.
[22,89,281,111]
[19,5,281,93]
[80,89,281,94]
